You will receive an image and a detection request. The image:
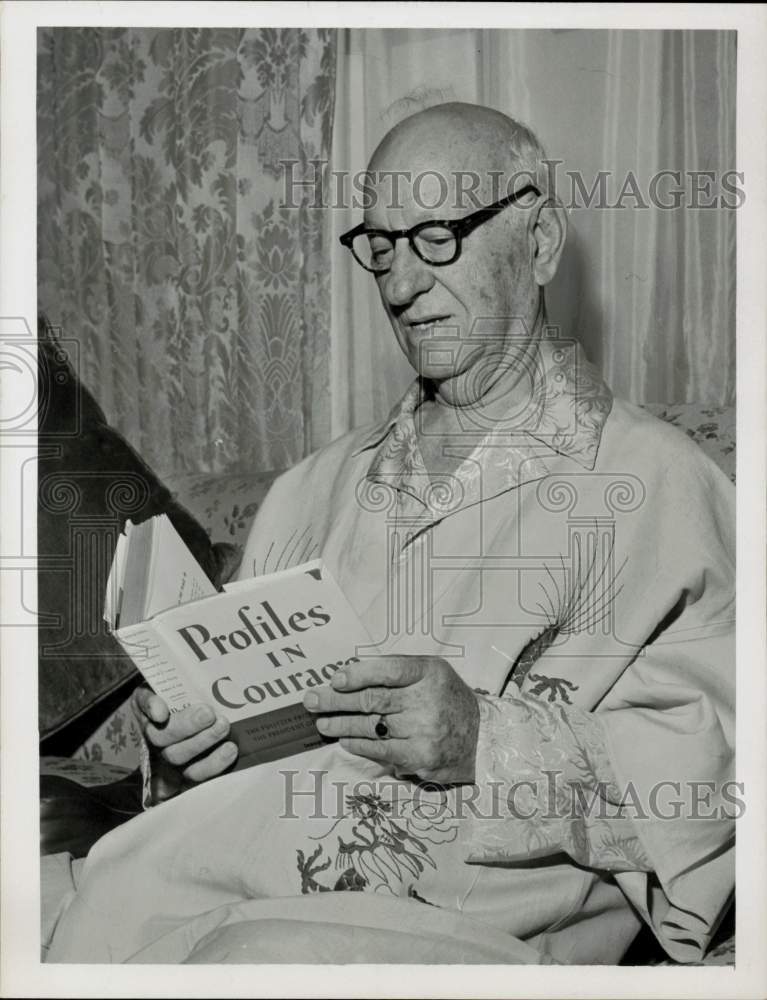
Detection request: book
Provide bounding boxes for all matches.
[104,514,370,770]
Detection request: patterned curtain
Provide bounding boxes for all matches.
[37,27,337,476]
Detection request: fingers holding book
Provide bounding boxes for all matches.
[132,686,239,802]
[302,655,480,785]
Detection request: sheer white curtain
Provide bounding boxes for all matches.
[329,29,736,437]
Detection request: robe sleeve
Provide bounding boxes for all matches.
[466,691,654,874]
[467,448,736,964]
[466,616,735,965]
[137,726,178,809]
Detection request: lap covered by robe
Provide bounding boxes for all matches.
[46,744,562,964]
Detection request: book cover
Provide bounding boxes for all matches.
[105,516,370,769]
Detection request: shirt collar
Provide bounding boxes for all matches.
[353,379,424,456]
[353,337,613,513]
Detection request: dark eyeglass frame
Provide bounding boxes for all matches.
[339,183,542,273]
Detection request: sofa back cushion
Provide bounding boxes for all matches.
[642,403,735,483]
[37,319,228,738]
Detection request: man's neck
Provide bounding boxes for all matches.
[423,311,549,430]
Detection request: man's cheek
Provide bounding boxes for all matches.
[465,258,483,285]
[473,261,508,313]
[503,260,537,316]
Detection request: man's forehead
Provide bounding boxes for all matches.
[363,105,539,222]
[362,160,527,224]
[370,132,507,193]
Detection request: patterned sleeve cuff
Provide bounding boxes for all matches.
[138,734,154,810]
[465,692,651,872]
[138,735,189,808]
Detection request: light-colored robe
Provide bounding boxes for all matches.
[47,340,734,964]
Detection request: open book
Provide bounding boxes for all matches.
[104,515,370,769]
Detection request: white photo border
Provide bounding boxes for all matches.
[2,3,765,998]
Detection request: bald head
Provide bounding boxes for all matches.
[369,102,548,207]
[353,103,567,400]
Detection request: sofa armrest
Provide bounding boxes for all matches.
[40,769,143,859]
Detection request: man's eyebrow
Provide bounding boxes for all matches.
[363,205,474,231]
[408,206,465,225]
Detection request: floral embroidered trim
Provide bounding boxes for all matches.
[466,693,651,873]
[353,339,613,511]
[296,789,459,898]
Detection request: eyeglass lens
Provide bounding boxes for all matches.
[354,225,458,271]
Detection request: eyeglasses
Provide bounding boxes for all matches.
[339,184,542,274]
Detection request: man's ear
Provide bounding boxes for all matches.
[530,200,568,287]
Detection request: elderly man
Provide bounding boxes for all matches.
[48,103,735,965]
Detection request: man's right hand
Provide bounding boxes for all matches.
[132,686,239,804]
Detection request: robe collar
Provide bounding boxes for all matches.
[352,337,613,518]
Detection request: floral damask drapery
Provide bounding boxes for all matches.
[38,27,736,473]
[37,27,336,476]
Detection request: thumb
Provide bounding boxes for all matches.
[132,685,170,727]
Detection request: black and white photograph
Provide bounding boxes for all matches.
[1,3,766,996]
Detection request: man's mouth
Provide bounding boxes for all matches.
[406,315,451,330]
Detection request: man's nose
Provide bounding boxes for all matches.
[379,240,434,308]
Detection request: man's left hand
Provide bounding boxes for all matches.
[303,655,480,785]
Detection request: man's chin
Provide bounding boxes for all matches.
[415,366,478,405]
[398,323,463,366]
[414,361,461,384]
[406,346,465,383]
